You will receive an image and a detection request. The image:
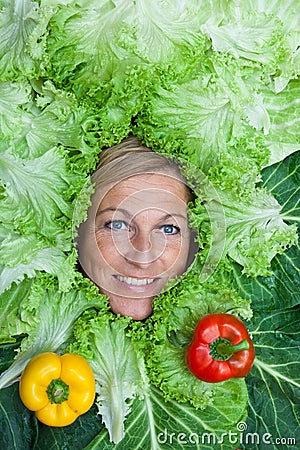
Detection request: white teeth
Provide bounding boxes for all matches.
[116,275,154,286]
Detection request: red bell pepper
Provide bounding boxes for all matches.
[185,313,255,383]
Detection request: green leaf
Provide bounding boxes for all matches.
[0,0,41,80]
[231,150,300,447]
[0,147,71,235]
[133,0,206,64]
[46,0,137,90]
[0,383,37,450]
[0,338,24,372]
[0,81,32,137]
[261,150,300,222]
[0,279,33,343]
[232,233,300,311]
[84,383,248,450]
[218,187,297,277]
[200,0,299,91]
[0,227,76,295]
[34,404,103,450]
[262,82,300,166]
[70,315,149,444]
[244,307,300,449]
[201,6,287,67]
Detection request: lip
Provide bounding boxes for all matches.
[113,274,160,292]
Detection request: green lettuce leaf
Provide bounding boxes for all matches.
[69,314,148,444]
[0,0,41,80]
[137,57,299,177]
[0,79,99,166]
[0,81,32,137]
[45,0,138,91]
[45,0,207,96]
[200,4,287,66]
[0,275,107,389]
[200,0,299,91]
[137,62,262,173]
[0,79,101,293]
[185,159,298,277]
[218,187,297,277]
[133,0,206,65]
[0,225,76,292]
[0,279,33,343]
[262,81,300,166]
[0,146,71,234]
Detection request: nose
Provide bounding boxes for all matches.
[123,230,165,266]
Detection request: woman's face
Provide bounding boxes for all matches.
[77,173,192,319]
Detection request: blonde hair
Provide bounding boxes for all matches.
[92,136,192,199]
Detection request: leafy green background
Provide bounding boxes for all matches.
[0,0,299,449]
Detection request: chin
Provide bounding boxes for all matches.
[108,295,153,321]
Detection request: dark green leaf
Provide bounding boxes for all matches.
[83,385,247,450]
[261,150,300,223]
[0,339,23,373]
[232,230,300,311]
[243,306,300,449]
[0,383,37,450]
[34,405,103,450]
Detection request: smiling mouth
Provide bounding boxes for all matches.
[115,275,155,286]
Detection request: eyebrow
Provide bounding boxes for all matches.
[96,208,187,221]
[96,207,131,218]
[158,213,187,221]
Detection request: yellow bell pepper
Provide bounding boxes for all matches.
[19,352,96,427]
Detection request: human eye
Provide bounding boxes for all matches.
[105,220,128,231]
[160,224,180,235]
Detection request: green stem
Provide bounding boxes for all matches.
[46,378,70,404]
[210,337,249,361]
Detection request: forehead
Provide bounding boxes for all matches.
[99,173,189,214]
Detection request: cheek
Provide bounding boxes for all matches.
[161,238,189,272]
[96,233,116,259]
[95,232,127,272]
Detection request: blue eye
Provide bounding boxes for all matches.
[161,225,180,235]
[106,220,127,231]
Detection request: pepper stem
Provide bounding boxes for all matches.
[210,337,249,361]
[46,378,70,404]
